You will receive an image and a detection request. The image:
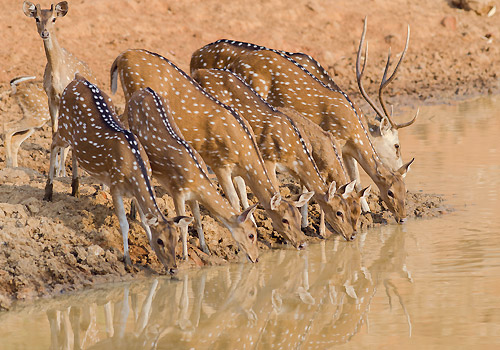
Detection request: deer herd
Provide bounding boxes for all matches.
[1,1,418,275]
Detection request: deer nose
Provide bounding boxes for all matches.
[168,267,178,275]
[350,232,357,241]
[398,218,407,224]
[40,30,49,39]
[298,242,307,250]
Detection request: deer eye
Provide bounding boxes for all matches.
[388,190,395,198]
[336,211,343,217]
[35,17,40,23]
[395,144,400,149]
[282,218,289,225]
[156,238,164,246]
[52,18,56,23]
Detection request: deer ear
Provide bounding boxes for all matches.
[326,181,337,202]
[54,1,68,17]
[294,191,314,207]
[270,193,282,210]
[173,216,194,228]
[237,204,258,223]
[338,180,356,199]
[379,117,392,135]
[144,213,159,227]
[23,1,36,17]
[398,158,414,176]
[359,185,371,199]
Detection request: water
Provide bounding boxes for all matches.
[1,96,500,349]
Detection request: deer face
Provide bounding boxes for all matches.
[319,182,355,241]
[229,204,259,263]
[269,192,313,249]
[376,159,413,223]
[23,1,68,40]
[148,215,193,274]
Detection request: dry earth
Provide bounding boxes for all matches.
[0,0,495,309]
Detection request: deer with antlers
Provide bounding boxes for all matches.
[192,68,356,240]
[190,20,414,223]
[2,76,50,168]
[110,49,313,249]
[124,87,260,261]
[23,1,95,176]
[44,74,192,273]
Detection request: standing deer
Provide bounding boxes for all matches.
[2,76,50,168]
[190,24,414,223]
[44,74,192,273]
[110,49,313,249]
[124,87,260,261]
[23,1,95,176]
[192,68,356,240]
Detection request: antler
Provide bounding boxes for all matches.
[356,17,418,130]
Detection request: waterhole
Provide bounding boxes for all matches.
[1,96,499,349]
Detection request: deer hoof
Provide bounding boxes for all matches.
[71,178,80,197]
[43,182,53,202]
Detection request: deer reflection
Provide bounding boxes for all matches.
[45,227,412,349]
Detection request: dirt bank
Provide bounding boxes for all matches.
[0,0,485,309]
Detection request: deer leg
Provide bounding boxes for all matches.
[173,195,189,260]
[319,209,326,237]
[134,199,152,244]
[214,167,241,210]
[71,150,80,198]
[188,199,209,254]
[300,186,309,229]
[4,129,14,168]
[343,154,370,212]
[111,192,132,266]
[44,141,63,202]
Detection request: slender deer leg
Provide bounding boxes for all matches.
[173,195,189,260]
[343,154,370,212]
[188,200,209,254]
[300,186,309,228]
[214,167,241,210]
[44,144,62,201]
[233,176,250,210]
[319,209,326,237]
[112,192,132,266]
[8,129,36,168]
[71,150,79,197]
[4,131,14,168]
[134,200,153,245]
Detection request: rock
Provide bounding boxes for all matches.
[441,15,458,30]
[451,0,496,16]
[0,203,28,219]
[87,244,105,256]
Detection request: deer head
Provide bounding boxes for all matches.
[23,1,68,40]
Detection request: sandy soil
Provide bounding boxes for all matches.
[0,0,491,309]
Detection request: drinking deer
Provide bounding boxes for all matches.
[44,74,192,273]
[192,68,356,240]
[190,31,414,223]
[2,76,50,168]
[110,49,313,249]
[23,1,96,176]
[277,106,371,233]
[124,87,260,262]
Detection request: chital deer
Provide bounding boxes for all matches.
[124,87,260,261]
[2,76,50,168]
[43,74,192,273]
[192,68,356,240]
[110,49,313,249]
[190,32,414,223]
[277,106,371,234]
[23,1,95,176]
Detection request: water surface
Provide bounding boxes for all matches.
[1,96,499,349]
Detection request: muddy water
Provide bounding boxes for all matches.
[1,96,500,349]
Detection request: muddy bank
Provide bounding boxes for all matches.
[0,162,450,311]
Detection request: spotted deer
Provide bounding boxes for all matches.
[192,68,356,240]
[2,76,50,168]
[23,1,95,176]
[124,87,260,262]
[44,74,192,273]
[190,32,414,223]
[110,49,313,248]
[277,106,371,234]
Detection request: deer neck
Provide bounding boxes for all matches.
[197,190,238,228]
[43,34,65,74]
